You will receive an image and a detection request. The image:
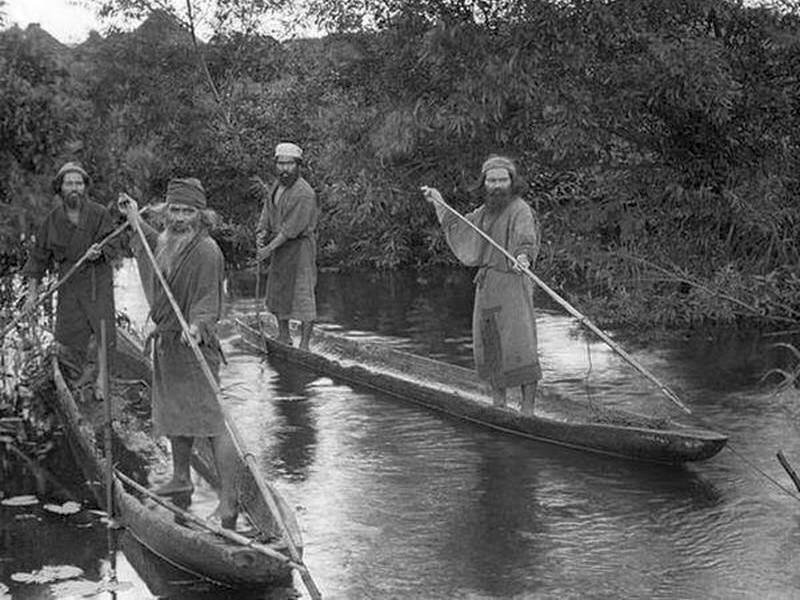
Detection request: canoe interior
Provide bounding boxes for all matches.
[43,327,301,588]
[237,316,728,465]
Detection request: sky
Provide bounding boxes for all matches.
[1,0,320,44]
[3,0,100,44]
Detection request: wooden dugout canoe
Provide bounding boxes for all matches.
[46,327,302,589]
[236,316,727,464]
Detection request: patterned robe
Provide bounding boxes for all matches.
[437,197,541,388]
[257,176,318,321]
[133,222,225,437]
[21,198,118,362]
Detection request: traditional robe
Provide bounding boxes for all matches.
[133,221,225,437]
[21,198,118,363]
[257,176,318,321]
[437,197,542,388]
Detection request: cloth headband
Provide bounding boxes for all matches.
[481,155,516,177]
[274,142,303,160]
[56,161,89,180]
[166,178,206,209]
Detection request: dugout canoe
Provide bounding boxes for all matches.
[45,327,302,589]
[236,316,727,464]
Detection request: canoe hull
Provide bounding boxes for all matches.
[46,329,299,589]
[237,317,727,464]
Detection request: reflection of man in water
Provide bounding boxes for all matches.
[256,142,319,350]
[422,154,541,415]
[268,358,318,480]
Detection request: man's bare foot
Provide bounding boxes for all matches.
[208,505,238,530]
[152,479,194,497]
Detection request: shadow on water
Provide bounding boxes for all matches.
[264,354,319,482]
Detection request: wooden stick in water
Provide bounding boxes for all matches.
[99,320,113,518]
[99,319,118,582]
[777,451,800,493]
[421,188,692,415]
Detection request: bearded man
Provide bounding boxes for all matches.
[22,161,118,382]
[119,178,238,528]
[422,155,541,415]
[256,142,319,350]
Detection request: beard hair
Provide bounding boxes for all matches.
[278,170,299,187]
[484,187,513,214]
[155,227,194,276]
[63,191,84,209]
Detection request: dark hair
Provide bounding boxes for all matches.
[148,202,221,231]
[52,169,90,194]
[469,170,529,197]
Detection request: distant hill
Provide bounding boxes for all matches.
[15,22,68,54]
[8,8,190,58]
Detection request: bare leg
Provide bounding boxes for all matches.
[277,319,292,345]
[299,321,313,350]
[210,431,238,529]
[491,385,507,408]
[520,382,537,416]
[154,436,194,496]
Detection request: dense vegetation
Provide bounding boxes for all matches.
[1,0,799,328]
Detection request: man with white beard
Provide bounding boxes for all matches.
[22,161,118,383]
[119,178,238,529]
[422,155,541,416]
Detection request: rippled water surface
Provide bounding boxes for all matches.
[3,261,800,599]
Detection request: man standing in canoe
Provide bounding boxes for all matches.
[118,179,238,528]
[256,142,319,350]
[421,155,541,415]
[21,161,119,385]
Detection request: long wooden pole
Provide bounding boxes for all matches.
[122,193,322,600]
[1,207,147,341]
[114,470,302,569]
[99,320,113,518]
[424,190,691,414]
[98,319,118,583]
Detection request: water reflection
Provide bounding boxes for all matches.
[264,356,319,482]
[449,440,545,597]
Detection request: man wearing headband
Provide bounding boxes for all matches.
[21,161,119,386]
[422,154,541,415]
[256,142,319,350]
[118,179,238,529]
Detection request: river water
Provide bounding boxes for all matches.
[2,260,800,599]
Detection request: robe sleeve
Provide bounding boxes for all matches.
[20,216,55,280]
[94,205,122,262]
[188,241,224,336]
[438,206,487,267]
[256,196,270,245]
[509,203,540,265]
[279,189,316,239]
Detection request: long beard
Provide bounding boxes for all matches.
[484,188,513,214]
[156,229,194,276]
[63,191,84,209]
[278,170,299,187]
